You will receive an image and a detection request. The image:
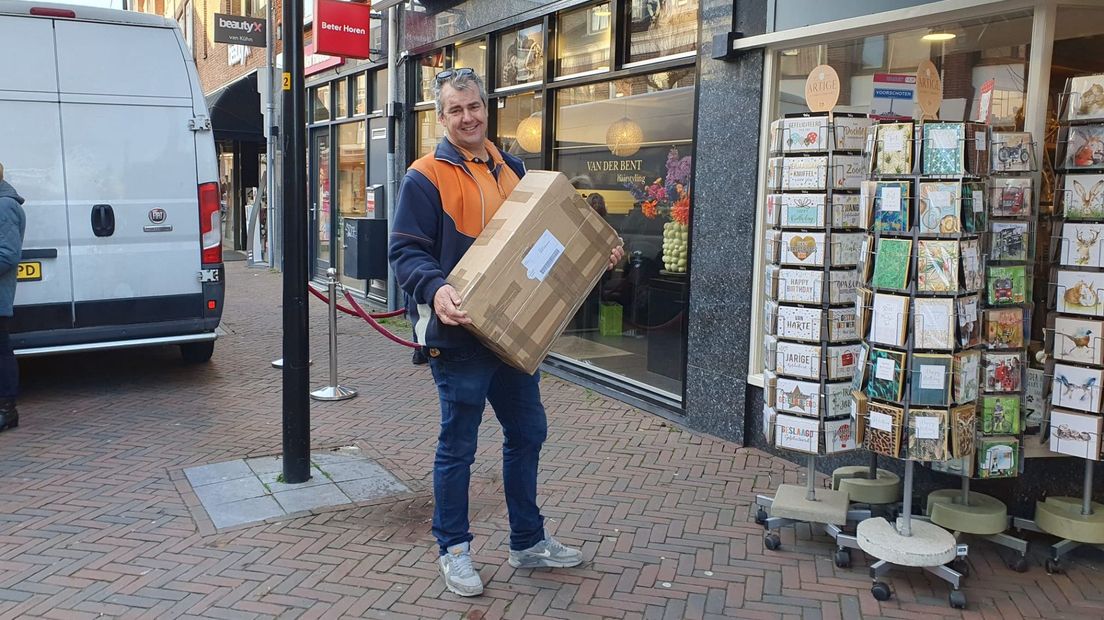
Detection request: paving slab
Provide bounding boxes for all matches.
[207,496,285,529]
[183,459,254,487]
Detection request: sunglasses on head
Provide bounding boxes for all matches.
[434,67,476,84]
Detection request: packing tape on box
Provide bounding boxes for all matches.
[473,220,506,246]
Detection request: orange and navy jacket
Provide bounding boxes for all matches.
[389,137,526,350]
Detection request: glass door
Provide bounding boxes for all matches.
[311,129,332,275]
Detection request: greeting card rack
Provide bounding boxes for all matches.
[850,119,998,608]
[757,111,874,566]
[1012,75,1104,574]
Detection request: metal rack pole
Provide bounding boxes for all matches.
[1083,459,1094,517]
[806,454,817,501]
[901,460,914,536]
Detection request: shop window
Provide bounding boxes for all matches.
[455,40,488,83]
[496,92,543,171]
[627,0,699,64]
[354,73,368,116]
[418,50,447,104]
[335,122,368,292]
[497,23,544,89]
[312,84,331,122]
[335,79,349,119]
[373,70,388,113]
[557,3,611,78]
[416,108,446,158]
[551,69,697,398]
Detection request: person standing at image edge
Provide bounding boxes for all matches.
[389,69,624,597]
[0,162,27,433]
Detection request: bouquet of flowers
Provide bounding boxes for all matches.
[625,147,692,272]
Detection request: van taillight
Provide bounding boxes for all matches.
[198,182,222,265]
[30,7,76,18]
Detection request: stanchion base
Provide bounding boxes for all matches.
[272,358,313,369]
[832,466,901,505]
[856,517,959,567]
[310,385,358,401]
[769,484,850,526]
[927,490,1008,536]
[1034,497,1104,544]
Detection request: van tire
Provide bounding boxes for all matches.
[180,341,215,363]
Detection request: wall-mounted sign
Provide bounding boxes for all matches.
[805,64,840,112]
[870,73,915,120]
[304,41,344,76]
[213,12,266,47]
[315,0,372,60]
[916,60,943,119]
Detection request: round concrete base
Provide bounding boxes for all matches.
[832,466,901,505]
[1035,497,1104,544]
[926,490,1008,536]
[856,517,958,567]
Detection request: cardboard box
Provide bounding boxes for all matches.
[446,170,620,375]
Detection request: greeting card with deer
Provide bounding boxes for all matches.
[1060,222,1104,268]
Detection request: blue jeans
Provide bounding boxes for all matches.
[427,345,547,554]
[0,318,16,400]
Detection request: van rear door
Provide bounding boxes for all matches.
[0,15,75,333]
[54,20,203,327]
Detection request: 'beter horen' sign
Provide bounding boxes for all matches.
[315,0,372,60]
[213,13,266,48]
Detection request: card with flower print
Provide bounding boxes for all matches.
[875,123,915,175]
[865,348,907,402]
[871,238,912,290]
[872,181,910,232]
[917,239,959,293]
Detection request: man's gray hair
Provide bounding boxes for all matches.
[433,70,488,116]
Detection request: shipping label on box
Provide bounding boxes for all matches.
[446,171,620,375]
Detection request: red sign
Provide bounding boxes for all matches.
[314,0,372,60]
[305,40,344,76]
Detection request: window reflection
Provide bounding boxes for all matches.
[335,122,367,291]
[557,3,611,77]
[354,73,367,116]
[498,23,544,88]
[627,0,699,63]
[497,93,543,171]
[312,84,331,122]
[455,40,487,82]
[417,109,445,158]
[334,79,348,119]
[419,51,446,103]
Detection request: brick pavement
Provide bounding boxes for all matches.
[0,261,1101,619]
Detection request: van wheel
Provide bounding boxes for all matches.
[180,341,214,363]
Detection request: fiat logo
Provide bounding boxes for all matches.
[149,208,167,224]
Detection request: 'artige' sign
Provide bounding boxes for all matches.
[213,13,266,48]
[315,0,372,60]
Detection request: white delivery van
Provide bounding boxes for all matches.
[0,1,223,363]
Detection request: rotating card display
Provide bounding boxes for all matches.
[763,112,871,455]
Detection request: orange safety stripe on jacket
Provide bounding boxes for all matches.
[409,140,521,238]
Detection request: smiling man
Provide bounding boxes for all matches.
[389,69,623,597]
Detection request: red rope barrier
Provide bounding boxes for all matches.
[342,289,420,349]
[307,284,406,319]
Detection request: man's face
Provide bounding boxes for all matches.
[438,83,488,153]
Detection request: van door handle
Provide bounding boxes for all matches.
[91,204,115,237]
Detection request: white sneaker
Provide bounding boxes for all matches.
[508,535,584,568]
[438,542,484,597]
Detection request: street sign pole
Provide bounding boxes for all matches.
[281,0,310,483]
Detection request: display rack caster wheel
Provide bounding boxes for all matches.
[951,557,970,578]
[1009,555,1029,573]
[755,508,768,526]
[871,581,892,601]
[834,548,852,569]
[764,533,781,551]
[1045,558,1063,575]
[949,590,967,609]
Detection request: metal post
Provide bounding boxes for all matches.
[1083,459,1094,517]
[961,475,970,506]
[281,0,310,484]
[868,452,878,480]
[806,454,817,502]
[311,269,357,401]
[265,0,277,268]
[901,460,914,537]
[385,5,401,312]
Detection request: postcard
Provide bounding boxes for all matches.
[910,354,952,407]
[764,230,781,264]
[1049,409,1103,459]
[1051,362,1104,414]
[990,177,1033,217]
[824,417,858,454]
[828,344,862,380]
[776,305,822,341]
[781,116,830,153]
[875,123,915,175]
[850,343,870,392]
[834,115,872,151]
[1061,174,1104,220]
[977,437,1019,478]
[953,350,980,404]
[984,308,1024,349]
[763,405,776,443]
[991,221,1029,262]
[918,182,961,234]
[865,348,907,402]
[825,382,852,418]
[957,294,981,347]
[1063,124,1104,170]
[960,238,983,291]
[763,335,777,370]
[1026,367,1046,436]
[832,193,861,229]
[767,156,784,190]
[775,413,820,454]
[981,395,1021,435]
[778,193,827,228]
[872,181,910,232]
[828,270,860,304]
[781,231,826,267]
[831,154,866,190]
[776,341,822,380]
[962,181,987,233]
[765,264,779,300]
[1056,269,1104,317]
[1060,222,1104,268]
[764,300,778,335]
[832,232,865,267]
[1067,74,1104,122]
[765,194,781,227]
[851,390,868,445]
[782,156,830,190]
[775,377,821,417]
[864,402,904,457]
[854,288,873,343]
[870,293,910,347]
[871,238,912,290]
[922,122,965,176]
[907,408,949,461]
[768,119,784,154]
[777,269,824,304]
[827,307,858,342]
[983,352,1023,393]
[914,297,955,350]
[1053,316,1104,366]
[990,131,1034,173]
[987,265,1026,305]
[917,239,959,293]
[950,404,977,458]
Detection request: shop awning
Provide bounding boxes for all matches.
[205,72,264,144]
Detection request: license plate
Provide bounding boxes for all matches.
[17,261,42,282]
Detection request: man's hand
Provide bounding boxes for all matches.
[607,240,625,271]
[434,284,471,326]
